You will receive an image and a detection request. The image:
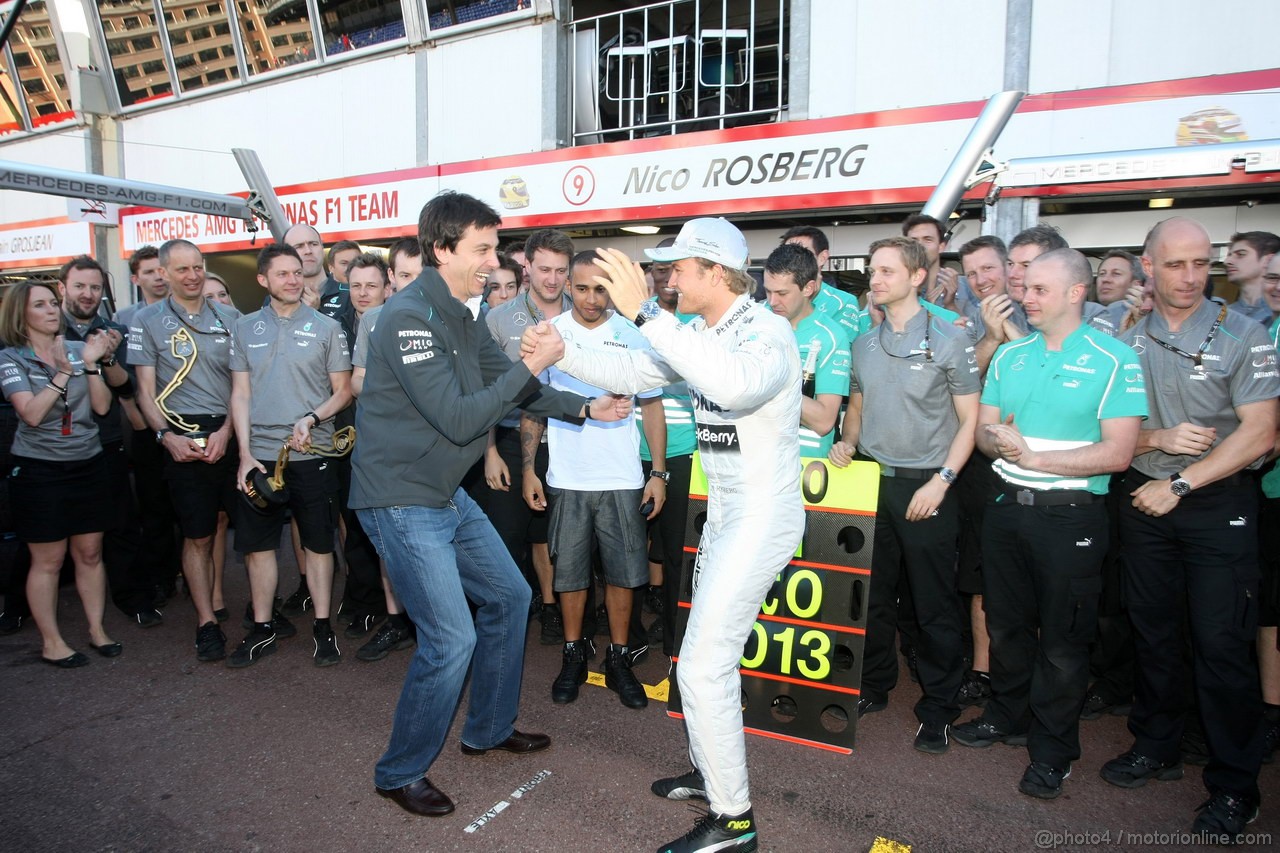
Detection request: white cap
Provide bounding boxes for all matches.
[644,217,749,271]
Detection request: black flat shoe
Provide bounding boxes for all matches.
[43,652,90,669]
[89,642,123,658]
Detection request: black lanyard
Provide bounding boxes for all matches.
[23,349,73,435]
[879,311,933,363]
[1148,304,1227,371]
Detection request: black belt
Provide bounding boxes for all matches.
[1126,468,1255,488]
[857,456,939,480]
[175,414,226,432]
[998,487,1101,506]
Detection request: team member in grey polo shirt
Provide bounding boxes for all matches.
[228,243,352,668]
[130,238,241,663]
[1104,217,1280,842]
[484,229,574,640]
[828,236,981,754]
[0,282,121,667]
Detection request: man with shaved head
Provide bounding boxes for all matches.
[953,249,1147,801]
[1106,217,1279,841]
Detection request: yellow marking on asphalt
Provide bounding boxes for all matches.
[584,671,669,702]
[869,837,911,853]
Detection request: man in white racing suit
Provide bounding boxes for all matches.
[523,217,804,853]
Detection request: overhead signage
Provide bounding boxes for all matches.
[0,218,93,270]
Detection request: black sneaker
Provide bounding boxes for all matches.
[195,621,226,662]
[213,607,229,623]
[313,622,341,667]
[280,583,312,618]
[592,603,609,638]
[1080,691,1131,720]
[1019,761,1072,800]
[271,610,297,639]
[914,721,950,754]
[651,768,707,801]
[357,621,415,662]
[539,604,563,645]
[241,599,289,631]
[344,611,382,639]
[133,608,163,629]
[551,639,591,704]
[657,807,757,853]
[1099,750,1183,788]
[227,626,277,668]
[856,697,887,717]
[644,585,664,617]
[0,611,24,635]
[628,642,650,667]
[959,670,992,708]
[952,718,1028,748]
[605,644,648,709]
[1191,791,1259,843]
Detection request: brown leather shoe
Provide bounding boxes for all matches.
[375,777,455,816]
[460,729,551,756]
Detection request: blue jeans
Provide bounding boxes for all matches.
[359,488,532,790]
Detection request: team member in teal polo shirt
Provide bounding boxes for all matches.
[1256,253,1280,762]
[763,243,850,459]
[780,226,866,340]
[953,248,1147,801]
[634,241,699,658]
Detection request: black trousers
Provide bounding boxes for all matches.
[336,453,385,612]
[982,496,1106,769]
[1087,474,1135,703]
[1119,470,1262,803]
[634,454,692,656]
[471,427,549,592]
[862,474,964,726]
[128,428,178,593]
[101,440,153,616]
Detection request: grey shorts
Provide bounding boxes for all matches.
[548,486,648,592]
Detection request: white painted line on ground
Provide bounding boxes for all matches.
[462,770,552,833]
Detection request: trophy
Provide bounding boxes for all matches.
[154,327,213,447]
[243,426,356,513]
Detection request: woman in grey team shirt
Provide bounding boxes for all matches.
[0,283,121,668]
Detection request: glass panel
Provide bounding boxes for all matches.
[319,0,405,56]
[160,0,240,93]
[234,0,316,74]
[425,0,526,32]
[8,1,73,125]
[96,1,175,107]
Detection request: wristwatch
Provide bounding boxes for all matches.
[634,300,662,328]
[155,428,171,445]
[938,467,958,485]
[649,469,671,483]
[1169,472,1192,497]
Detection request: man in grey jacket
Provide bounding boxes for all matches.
[350,191,631,818]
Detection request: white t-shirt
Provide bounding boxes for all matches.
[546,311,660,491]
